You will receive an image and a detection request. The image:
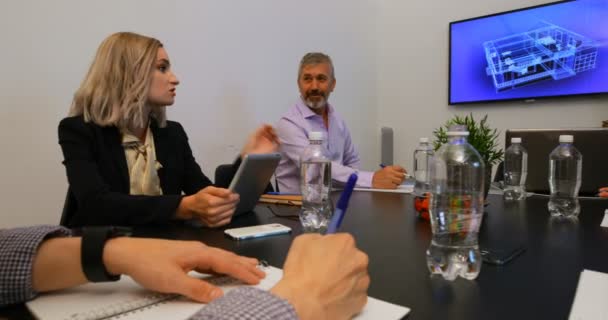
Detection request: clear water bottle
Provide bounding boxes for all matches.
[300,131,332,233]
[548,135,582,218]
[503,137,528,201]
[413,137,434,220]
[426,125,485,281]
[414,137,434,195]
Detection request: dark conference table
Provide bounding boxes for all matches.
[2,192,607,319]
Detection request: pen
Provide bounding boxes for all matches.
[327,173,358,234]
[379,164,412,179]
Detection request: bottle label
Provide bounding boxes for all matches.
[430,194,482,234]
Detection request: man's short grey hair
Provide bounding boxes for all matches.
[298,52,335,80]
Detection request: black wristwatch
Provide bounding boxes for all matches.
[81,226,132,282]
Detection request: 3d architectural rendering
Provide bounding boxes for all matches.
[484,23,598,92]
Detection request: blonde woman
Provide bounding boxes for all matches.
[58,32,278,228]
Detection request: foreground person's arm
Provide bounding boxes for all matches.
[1,226,263,306]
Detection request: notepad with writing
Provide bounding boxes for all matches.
[27,266,410,320]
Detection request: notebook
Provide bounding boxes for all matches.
[27,266,410,320]
[568,269,608,319]
[353,180,414,194]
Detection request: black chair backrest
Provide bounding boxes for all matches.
[505,128,608,196]
[60,189,77,227]
[494,161,505,182]
[214,164,235,189]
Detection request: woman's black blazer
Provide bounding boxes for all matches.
[58,115,236,227]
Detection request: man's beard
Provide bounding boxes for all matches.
[304,96,327,110]
[303,91,329,110]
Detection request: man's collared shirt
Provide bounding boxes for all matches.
[275,100,373,193]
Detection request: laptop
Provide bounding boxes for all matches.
[504,128,608,196]
[229,153,281,215]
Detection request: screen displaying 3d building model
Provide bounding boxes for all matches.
[449,0,608,105]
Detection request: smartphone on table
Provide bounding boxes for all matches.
[224,223,291,240]
[480,245,526,265]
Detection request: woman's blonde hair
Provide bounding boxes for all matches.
[69,32,167,130]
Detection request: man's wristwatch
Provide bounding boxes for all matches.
[81,226,132,282]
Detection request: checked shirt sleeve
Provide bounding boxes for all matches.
[0,225,71,306]
[189,287,298,320]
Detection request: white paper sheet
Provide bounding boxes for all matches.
[600,209,608,228]
[569,269,608,320]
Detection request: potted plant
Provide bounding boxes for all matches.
[432,113,504,199]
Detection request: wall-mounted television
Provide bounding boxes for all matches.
[449,0,608,105]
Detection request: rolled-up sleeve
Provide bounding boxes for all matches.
[188,287,297,320]
[335,126,373,188]
[0,225,71,306]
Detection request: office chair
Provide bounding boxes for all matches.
[60,189,77,227]
[381,127,394,166]
[505,128,608,195]
[214,164,235,189]
[494,161,504,182]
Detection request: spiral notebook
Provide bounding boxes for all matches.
[26,266,410,320]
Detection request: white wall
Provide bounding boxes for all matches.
[376,0,608,171]
[0,0,378,227]
[1,0,606,228]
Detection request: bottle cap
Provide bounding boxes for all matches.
[419,137,429,143]
[446,131,469,136]
[559,135,574,143]
[446,125,469,136]
[511,137,522,143]
[308,131,324,141]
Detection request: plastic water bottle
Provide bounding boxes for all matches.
[413,137,434,220]
[426,125,485,281]
[503,137,528,200]
[548,135,582,218]
[300,131,332,232]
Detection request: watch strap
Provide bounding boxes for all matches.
[81,226,131,282]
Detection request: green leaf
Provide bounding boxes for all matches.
[432,113,504,166]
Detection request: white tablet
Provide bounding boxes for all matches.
[229,153,281,216]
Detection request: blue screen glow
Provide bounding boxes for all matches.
[449,0,608,104]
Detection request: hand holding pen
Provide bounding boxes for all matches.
[271,174,369,318]
[379,164,412,179]
[271,231,369,319]
[373,164,408,189]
